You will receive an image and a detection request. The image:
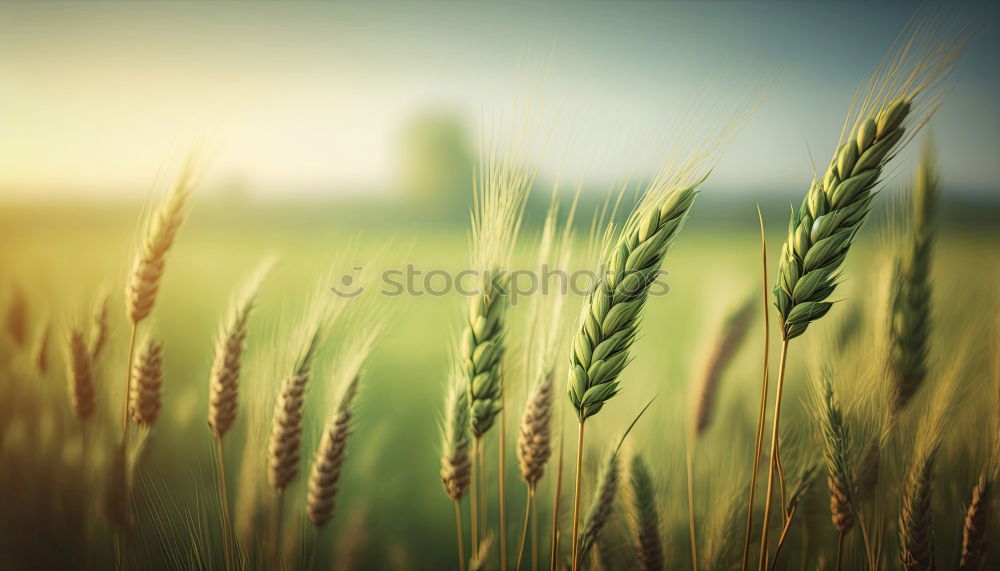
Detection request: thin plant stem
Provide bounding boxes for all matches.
[775,448,788,519]
[550,426,565,571]
[570,420,585,571]
[835,532,845,571]
[741,205,770,571]
[686,439,698,571]
[121,323,138,436]
[531,487,538,571]
[479,439,488,545]
[855,509,874,566]
[471,436,480,560]
[757,338,791,571]
[515,486,533,570]
[454,499,466,571]
[499,395,507,571]
[215,437,235,571]
[114,324,139,570]
[768,506,798,571]
[272,491,284,570]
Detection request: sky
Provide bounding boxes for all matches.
[1,1,998,200]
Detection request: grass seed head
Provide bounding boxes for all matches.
[306,374,361,527]
[694,294,755,436]
[958,473,991,569]
[130,338,163,426]
[208,260,272,439]
[774,24,960,340]
[629,455,664,571]
[66,328,95,422]
[888,143,938,411]
[126,162,195,324]
[441,366,472,501]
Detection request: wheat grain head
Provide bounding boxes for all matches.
[129,337,163,427]
[208,258,273,440]
[306,326,381,527]
[440,362,472,501]
[66,328,96,422]
[126,161,196,325]
[774,22,962,340]
[629,454,664,571]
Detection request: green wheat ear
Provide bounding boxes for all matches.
[888,143,938,411]
[774,97,913,340]
[568,181,701,420]
[464,270,510,437]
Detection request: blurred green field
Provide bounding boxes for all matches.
[1,195,997,569]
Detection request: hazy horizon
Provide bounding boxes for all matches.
[2,1,998,200]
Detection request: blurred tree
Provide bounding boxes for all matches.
[395,111,474,209]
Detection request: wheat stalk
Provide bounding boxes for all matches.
[268,325,325,494]
[769,463,820,571]
[91,293,109,362]
[121,161,196,444]
[103,441,129,529]
[441,367,473,501]
[958,472,991,569]
[207,260,271,571]
[629,455,664,571]
[456,115,536,566]
[440,367,472,571]
[307,326,381,528]
[129,338,163,427]
[125,166,194,325]
[759,23,961,566]
[568,181,701,421]
[462,118,535,440]
[66,329,96,422]
[899,449,936,571]
[888,142,938,412]
[816,372,856,537]
[568,177,702,571]
[306,374,361,527]
[518,194,574,489]
[694,294,755,436]
[208,261,272,440]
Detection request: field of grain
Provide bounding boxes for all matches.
[1,187,997,569]
[2,3,999,571]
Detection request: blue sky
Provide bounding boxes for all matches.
[1,1,997,199]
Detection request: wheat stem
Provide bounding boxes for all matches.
[515,486,533,570]
[570,420,585,571]
[121,324,138,437]
[471,437,480,560]
[455,499,467,571]
[531,488,539,571]
[550,426,565,571]
[768,505,798,571]
[742,205,770,571]
[215,436,235,571]
[499,389,508,571]
[758,338,790,570]
[478,437,488,551]
[835,532,845,571]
